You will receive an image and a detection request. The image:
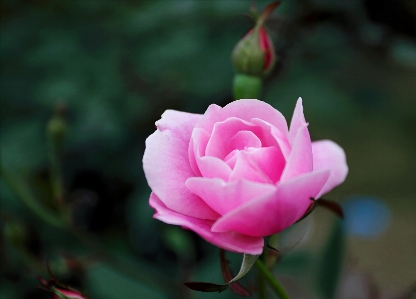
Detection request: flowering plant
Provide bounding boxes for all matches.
[143,98,348,255]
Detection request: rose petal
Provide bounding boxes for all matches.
[224,149,239,169]
[198,156,232,181]
[212,170,330,236]
[189,128,232,181]
[205,118,263,159]
[188,128,210,177]
[288,98,307,145]
[150,193,264,254]
[312,140,348,198]
[227,130,262,152]
[143,110,219,220]
[195,100,288,136]
[228,147,285,183]
[229,151,272,183]
[250,118,291,159]
[281,124,313,181]
[186,177,276,215]
[246,146,285,183]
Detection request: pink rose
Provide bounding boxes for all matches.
[143,98,348,254]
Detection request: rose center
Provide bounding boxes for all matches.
[222,130,262,169]
[226,130,262,152]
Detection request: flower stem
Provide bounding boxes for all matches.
[47,134,65,206]
[0,164,66,229]
[266,234,280,269]
[255,259,290,299]
[46,111,67,208]
[257,267,267,299]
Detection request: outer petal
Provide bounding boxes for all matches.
[188,129,208,177]
[195,100,288,136]
[149,193,264,254]
[281,124,313,181]
[288,97,307,145]
[211,170,330,237]
[312,140,348,198]
[143,110,219,220]
[186,177,276,215]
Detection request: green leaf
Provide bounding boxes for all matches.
[317,198,344,219]
[220,250,251,296]
[87,264,167,299]
[295,198,316,223]
[185,250,259,294]
[296,198,344,224]
[227,252,259,284]
[317,219,345,299]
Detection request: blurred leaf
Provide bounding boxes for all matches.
[161,226,195,261]
[126,190,159,255]
[394,282,416,299]
[295,198,316,223]
[274,251,313,275]
[317,198,344,219]
[87,264,167,299]
[392,38,416,68]
[295,197,346,224]
[279,214,313,253]
[264,71,358,125]
[317,219,345,299]
[0,119,46,172]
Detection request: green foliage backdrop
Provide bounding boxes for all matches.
[1,1,416,298]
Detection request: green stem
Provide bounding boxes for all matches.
[48,136,64,206]
[257,242,270,299]
[266,234,280,269]
[255,259,290,299]
[46,116,66,208]
[0,164,65,229]
[257,269,267,299]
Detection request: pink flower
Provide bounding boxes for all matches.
[143,98,348,254]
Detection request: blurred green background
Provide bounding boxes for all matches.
[1,0,416,298]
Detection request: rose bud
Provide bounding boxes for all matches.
[38,269,88,299]
[53,288,88,299]
[231,2,280,100]
[232,25,276,77]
